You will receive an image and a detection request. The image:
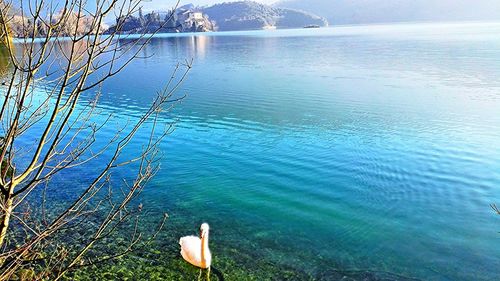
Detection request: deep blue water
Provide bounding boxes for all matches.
[12,22,500,280]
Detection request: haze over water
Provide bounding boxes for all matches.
[51,22,500,280]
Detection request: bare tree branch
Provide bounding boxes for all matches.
[0,0,187,279]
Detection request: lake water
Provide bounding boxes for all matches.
[12,22,500,280]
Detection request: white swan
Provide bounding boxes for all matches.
[179,223,212,270]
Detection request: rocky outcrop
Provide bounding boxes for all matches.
[106,7,216,34]
[107,1,327,34]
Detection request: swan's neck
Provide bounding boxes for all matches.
[201,233,209,268]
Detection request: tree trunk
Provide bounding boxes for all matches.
[0,194,13,248]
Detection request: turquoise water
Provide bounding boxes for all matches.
[14,22,500,280]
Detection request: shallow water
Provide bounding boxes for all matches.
[16,22,500,280]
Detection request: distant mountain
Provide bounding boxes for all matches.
[202,1,328,31]
[276,0,500,25]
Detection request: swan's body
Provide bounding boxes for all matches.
[179,223,212,269]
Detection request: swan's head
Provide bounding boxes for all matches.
[200,223,210,238]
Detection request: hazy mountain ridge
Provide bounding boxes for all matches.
[276,0,500,24]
